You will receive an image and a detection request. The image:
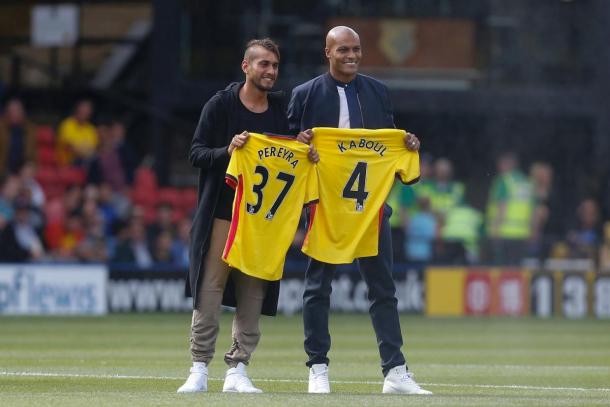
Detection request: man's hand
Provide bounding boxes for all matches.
[296,129,313,145]
[404,132,421,151]
[228,131,250,155]
[308,144,319,163]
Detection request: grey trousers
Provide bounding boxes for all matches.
[190,218,267,367]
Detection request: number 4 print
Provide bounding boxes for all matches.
[342,161,368,211]
[246,165,295,220]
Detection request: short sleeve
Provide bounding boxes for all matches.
[396,152,420,185]
[304,164,319,206]
[225,150,240,189]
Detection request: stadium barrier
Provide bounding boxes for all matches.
[426,260,610,319]
[2,261,608,318]
[105,262,425,315]
[0,264,107,315]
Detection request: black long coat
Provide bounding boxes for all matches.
[186,82,289,316]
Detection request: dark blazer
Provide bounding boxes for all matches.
[288,72,395,133]
[187,82,288,316]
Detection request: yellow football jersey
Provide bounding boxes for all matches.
[223,133,318,281]
[302,127,420,264]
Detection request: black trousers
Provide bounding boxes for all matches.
[302,206,406,376]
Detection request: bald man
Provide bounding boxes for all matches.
[288,26,431,395]
[178,38,288,394]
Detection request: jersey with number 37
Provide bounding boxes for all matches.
[224,132,318,281]
[302,127,419,264]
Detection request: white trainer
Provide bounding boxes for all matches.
[382,365,432,395]
[222,362,262,393]
[308,363,330,393]
[177,362,208,393]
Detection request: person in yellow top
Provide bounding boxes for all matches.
[56,99,98,166]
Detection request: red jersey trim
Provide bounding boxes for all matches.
[302,203,317,248]
[223,174,243,259]
[225,174,238,189]
[303,198,319,208]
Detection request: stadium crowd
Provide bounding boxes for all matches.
[0,97,608,268]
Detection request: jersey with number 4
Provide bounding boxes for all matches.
[224,132,318,281]
[302,127,419,264]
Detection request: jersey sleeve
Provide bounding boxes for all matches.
[303,164,319,206]
[225,150,240,190]
[396,152,421,185]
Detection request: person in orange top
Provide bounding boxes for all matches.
[56,99,98,166]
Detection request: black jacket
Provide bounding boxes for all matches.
[288,72,395,133]
[187,82,288,316]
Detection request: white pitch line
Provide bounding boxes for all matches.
[425,363,610,372]
[1,371,609,393]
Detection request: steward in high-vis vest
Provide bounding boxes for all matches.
[415,158,464,217]
[486,152,534,264]
[486,169,534,239]
[442,203,484,262]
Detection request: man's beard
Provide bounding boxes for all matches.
[253,77,274,92]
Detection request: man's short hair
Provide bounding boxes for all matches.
[244,38,280,61]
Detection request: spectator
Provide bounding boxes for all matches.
[88,118,131,191]
[111,119,138,185]
[56,99,98,166]
[404,196,437,263]
[0,98,37,177]
[18,162,45,209]
[153,230,175,265]
[387,154,434,262]
[598,222,610,272]
[528,162,556,258]
[485,152,534,264]
[96,183,120,236]
[146,202,175,246]
[423,158,465,219]
[566,198,602,259]
[76,209,109,263]
[0,175,21,223]
[0,199,45,262]
[112,218,153,268]
[439,196,484,264]
[63,184,84,215]
[14,182,44,230]
[55,210,85,260]
[171,217,191,268]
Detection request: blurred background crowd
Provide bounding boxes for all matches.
[1,0,610,270]
[1,95,608,269]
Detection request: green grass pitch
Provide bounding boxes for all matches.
[1,313,609,406]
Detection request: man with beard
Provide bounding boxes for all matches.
[178,38,288,394]
[288,26,431,395]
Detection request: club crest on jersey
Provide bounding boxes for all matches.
[337,138,387,156]
[257,146,299,169]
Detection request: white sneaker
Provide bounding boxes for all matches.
[177,362,208,393]
[308,363,330,393]
[222,362,262,393]
[382,365,432,395]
